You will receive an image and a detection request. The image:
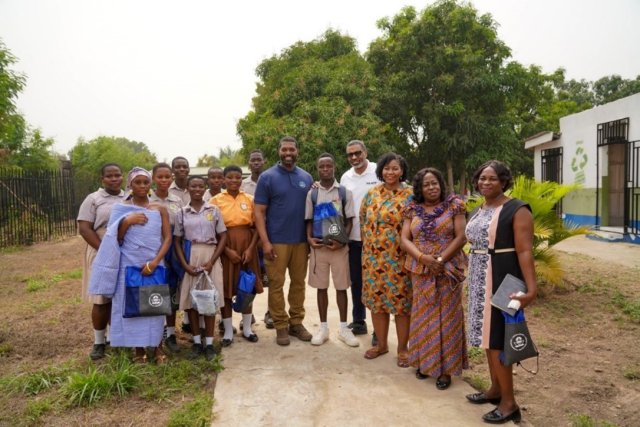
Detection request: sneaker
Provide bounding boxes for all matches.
[289,324,312,342]
[164,335,180,353]
[90,343,106,360]
[204,345,217,361]
[264,311,275,329]
[311,328,330,346]
[188,343,203,359]
[348,321,368,335]
[338,328,360,347]
[181,322,192,334]
[371,332,378,347]
[276,328,290,346]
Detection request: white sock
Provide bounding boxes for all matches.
[205,337,213,346]
[183,315,190,325]
[94,329,106,345]
[242,314,253,336]
[320,322,329,331]
[199,315,205,329]
[166,326,175,337]
[193,334,201,344]
[340,322,348,330]
[223,317,234,340]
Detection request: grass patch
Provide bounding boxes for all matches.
[464,373,490,391]
[139,356,223,401]
[24,398,54,424]
[61,268,82,280]
[1,344,222,423]
[63,353,140,406]
[569,413,618,427]
[23,269,82,293]
[0,245,25,254]
[167,392,213,427]
[467,346,484,365]
[611,291,640,323]
[26,278,48,293]
[5,365,73,396]
[622,365,640,381]
[0,342,13,356]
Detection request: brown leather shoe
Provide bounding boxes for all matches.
[276,328,290,346]
[289,324,312,341]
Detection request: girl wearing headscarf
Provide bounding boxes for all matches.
[89,167,172,363]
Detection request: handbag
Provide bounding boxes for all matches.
[232,268,256,313]
[500,310,539,374]
[190,272,219,316]
[123,265,172,318]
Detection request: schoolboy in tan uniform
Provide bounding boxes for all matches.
[305,153,359,347]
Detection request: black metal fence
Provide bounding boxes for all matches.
[0,168,77,247]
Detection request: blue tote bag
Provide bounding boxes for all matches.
[124,265,172,318]
[232,268,256,313]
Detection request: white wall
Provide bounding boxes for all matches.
[558,93,640,187]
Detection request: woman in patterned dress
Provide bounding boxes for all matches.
[400,167,468,390]
[360,152,413,366]
[465,160,537,424]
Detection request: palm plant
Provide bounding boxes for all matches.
[467,176,591,288]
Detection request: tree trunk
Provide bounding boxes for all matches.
[459,170,466,195]
[446,159,454,193]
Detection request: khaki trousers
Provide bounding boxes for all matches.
[265,243,309,330]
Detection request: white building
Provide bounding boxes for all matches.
[524,93,640,243]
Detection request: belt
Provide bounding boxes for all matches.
[469,248,516,255]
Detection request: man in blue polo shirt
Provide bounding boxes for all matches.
[254,136,314,346]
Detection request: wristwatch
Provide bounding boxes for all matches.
[436,256,444,264]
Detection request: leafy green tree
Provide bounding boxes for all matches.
[467,176,590,289]
[0,40,25,150]
[367,1,520,191]
[197,146,243,168]
[69,136,157,196]
[7,129,59,170]
[592,74,640,105]
[238,29,395,175]
[0,39,58,171]
[196,154,218,167]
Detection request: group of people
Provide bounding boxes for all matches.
[78,136,537,424]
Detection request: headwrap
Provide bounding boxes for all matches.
[126,167,152,189]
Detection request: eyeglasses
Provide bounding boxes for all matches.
[347,150,363,158]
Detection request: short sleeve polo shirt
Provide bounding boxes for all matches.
[254,163,313,244]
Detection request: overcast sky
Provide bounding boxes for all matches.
[1,0,639,164]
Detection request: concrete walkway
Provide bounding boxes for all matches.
[553,235,640,269]
[212,234,639,426]
[213,286,519,426]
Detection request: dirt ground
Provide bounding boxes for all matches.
[0,235,639,426]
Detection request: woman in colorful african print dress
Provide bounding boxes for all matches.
[465,160,537,424]
[360,152,413,366]
[400,167,468,390]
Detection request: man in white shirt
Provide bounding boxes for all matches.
[339,140,380,339]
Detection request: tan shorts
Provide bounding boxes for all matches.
[307,245,350,290]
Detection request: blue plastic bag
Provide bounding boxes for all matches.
[232,268,256,313]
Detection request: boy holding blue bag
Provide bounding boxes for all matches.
[305,153,359,347]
